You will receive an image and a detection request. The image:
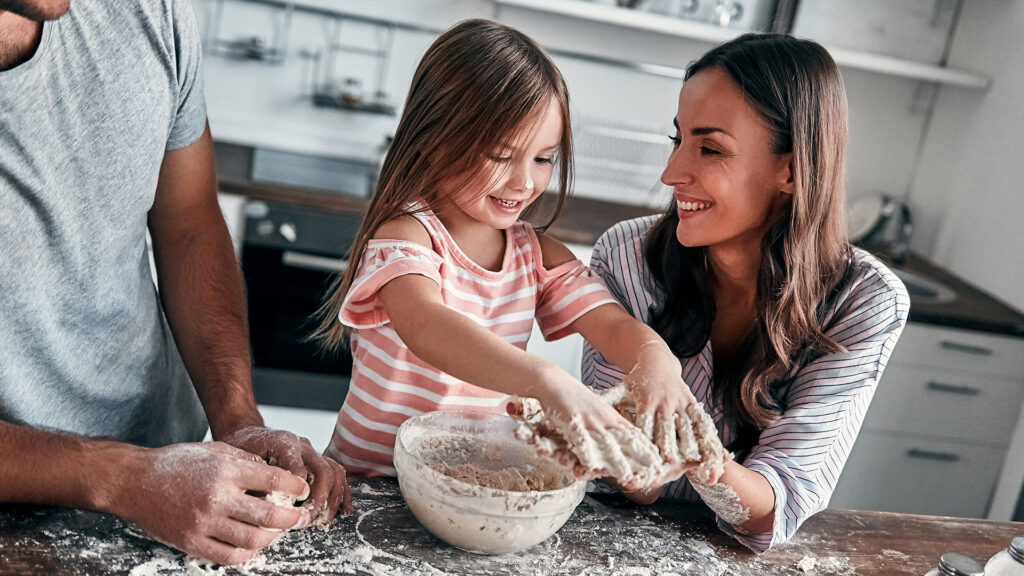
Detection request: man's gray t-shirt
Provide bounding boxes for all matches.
[0,0,209,446]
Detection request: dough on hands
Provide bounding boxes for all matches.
[509,384,732,488]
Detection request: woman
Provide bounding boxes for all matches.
[583,33,910,552]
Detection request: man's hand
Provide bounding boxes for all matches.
[222,427,353,524]
[111,442,311,566]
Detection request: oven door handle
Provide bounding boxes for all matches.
[281,251,348,273]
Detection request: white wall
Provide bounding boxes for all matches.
[909,0,1024,311]
[194,0,935,212]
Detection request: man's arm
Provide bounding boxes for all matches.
[0,419,311,565]
[147,123,351,521]
[147,123,259,438]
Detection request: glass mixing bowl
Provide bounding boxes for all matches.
[393,410,585,555]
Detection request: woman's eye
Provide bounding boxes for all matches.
[668,134,681,147]
[700,146,721,156]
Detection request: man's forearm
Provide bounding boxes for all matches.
[152,212,262,439]
[0,419,141,511]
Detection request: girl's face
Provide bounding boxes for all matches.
[444,97,561,231]
[663,68,793,253]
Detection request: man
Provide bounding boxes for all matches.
[0,0,350,565]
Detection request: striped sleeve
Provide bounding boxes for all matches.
[340,240,444,329]
[535,260,618,341]
[731,265,910,552]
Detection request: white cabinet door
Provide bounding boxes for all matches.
[889,323,1024,379]
[863,365,1024,446]
[829,430,1005,519]
[835,322,1024,518]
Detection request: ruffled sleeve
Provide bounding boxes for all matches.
[535,260,618,341]
[340,240,444,329]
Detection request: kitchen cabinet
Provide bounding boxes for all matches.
[494,0,989,88]
[830,323,1024,518]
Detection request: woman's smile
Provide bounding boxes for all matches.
[677,198,713,219]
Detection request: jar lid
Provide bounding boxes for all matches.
[1010,536,1024,564]
[938,553,984,576]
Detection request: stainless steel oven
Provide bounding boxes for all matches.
[241,200,361,411]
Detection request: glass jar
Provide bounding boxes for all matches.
[985,537,1024,575]
[925,553,984,576]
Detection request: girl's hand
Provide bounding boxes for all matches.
[622,341,698,465]
[508,381,662,489]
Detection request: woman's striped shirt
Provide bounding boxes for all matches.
[582,216,910,552]
[326,207,618,476]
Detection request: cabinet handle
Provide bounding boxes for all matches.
[281,251,348,273]
[906,448,960,463]
[926,381,981,396]
[939,340,993,356]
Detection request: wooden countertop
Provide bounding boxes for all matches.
[1,478,1019,575]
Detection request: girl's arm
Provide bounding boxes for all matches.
[537,235,704,487]
[369,220,636,472]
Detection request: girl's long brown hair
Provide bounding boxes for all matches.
[644,34,853,456]
[311,19,573,352]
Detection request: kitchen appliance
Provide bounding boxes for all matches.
[848,193,913,265]
[242,200,360,411]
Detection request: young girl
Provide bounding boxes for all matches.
[312,19,704,484]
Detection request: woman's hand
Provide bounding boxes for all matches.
[622,341,698,465]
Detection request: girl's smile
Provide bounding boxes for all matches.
[489,195,526,215]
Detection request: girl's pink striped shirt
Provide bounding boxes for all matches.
[325,207,617,476]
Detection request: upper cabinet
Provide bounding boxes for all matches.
[493,0,990,89]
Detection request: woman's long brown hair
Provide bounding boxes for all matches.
[311,19,574,352]
[644,34,853,456]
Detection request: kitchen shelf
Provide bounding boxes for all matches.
[494,0,990,89]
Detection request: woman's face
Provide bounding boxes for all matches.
[663,68,793,252]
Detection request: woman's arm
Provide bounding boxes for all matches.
[690,460,774,533]
[708,265,910,552]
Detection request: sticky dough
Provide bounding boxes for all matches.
[509,384,731,488]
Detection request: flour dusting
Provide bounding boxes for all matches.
[509,384,731,489]
[690,480,750,525]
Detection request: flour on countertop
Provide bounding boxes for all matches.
[7,478,863,576]
[792,552,857,575]
[882,549,911,561]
